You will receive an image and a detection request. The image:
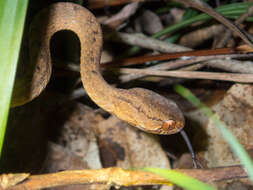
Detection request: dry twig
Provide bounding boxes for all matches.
[87,0,147,9]
[2,166,247,190]
[111,32,191,52]
[102,3,140,28]
[207,59,253,73]
[105,48,250,67]
[174,0,253,47]
[119,69,253,83]
[134,63,205,84]
[118,53,246,83]
[216,5,253,48]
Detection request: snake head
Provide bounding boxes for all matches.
[115,88,185,135]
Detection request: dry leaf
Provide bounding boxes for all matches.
[0,173,29,189]
[96,116,172,168]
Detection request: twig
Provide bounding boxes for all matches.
[119,69,253,83]
[3,166,247,190]
[111,32,191,53]
[54,50,253,85]
[139,63,205,84]
[87,0,147,9]
[54,53,253,84]
[102,3,140,28]
[174,0,253,47]
[216,5,253,48]
[104,48,251,67]
[181,63,204,71]
[119,54,234,83]
[207,59,253,74]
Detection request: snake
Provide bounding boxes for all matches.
[11,2,185,135]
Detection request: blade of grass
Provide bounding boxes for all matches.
[0,0,28,157]
[152,2,253,38]
[174,85,253,182]
[143,168,216,190]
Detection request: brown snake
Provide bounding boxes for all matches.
[11,2,184,135]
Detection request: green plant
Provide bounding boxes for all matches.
[144,168,216,190]
[0,0,28,157]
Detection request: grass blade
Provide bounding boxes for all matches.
[174,85,253,182]
[0,0,28,157]
[152,2,253,38]
[143,168,216,190]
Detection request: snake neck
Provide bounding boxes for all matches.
[80,36,117,112]
[49,3,117,112]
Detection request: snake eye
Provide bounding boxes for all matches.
[162,119,176,129]
[161,119,182,134]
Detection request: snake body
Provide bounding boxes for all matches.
[12,3,184,135]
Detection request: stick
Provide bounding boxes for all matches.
[119,69,253,83]
[3,166,247,190]
[102,3,140,28]
[88,0,147,9]
[118,54,253,82]
[174,0,253,47]
[207,59,253,74]
[216,5,253,48]
[112,32,191,53]
[104,48,245,67]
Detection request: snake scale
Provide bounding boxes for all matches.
[11,2,185,135]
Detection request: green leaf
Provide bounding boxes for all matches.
[143,168,216,190]
[174,85,253,182]
[0,0,28,157]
